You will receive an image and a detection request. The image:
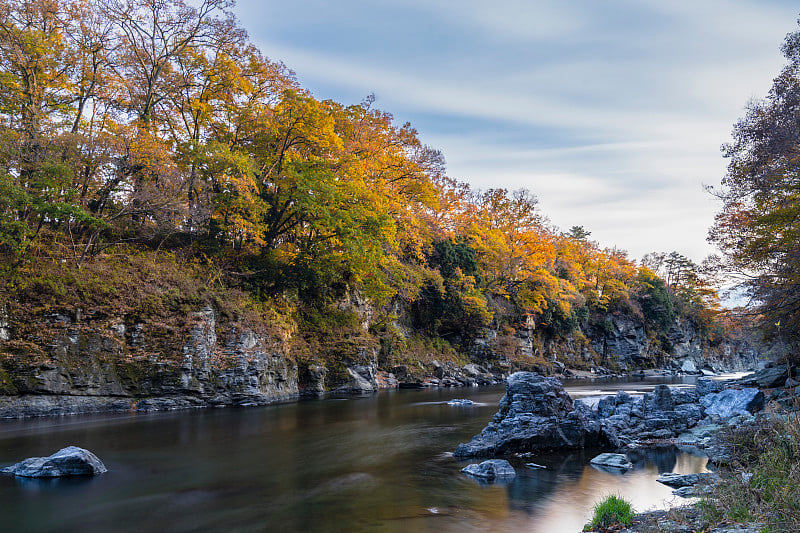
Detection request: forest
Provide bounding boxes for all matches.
[0,0,756,377]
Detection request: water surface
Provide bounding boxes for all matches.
[0,376,708,533]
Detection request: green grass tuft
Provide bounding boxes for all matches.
[584,494,635,531]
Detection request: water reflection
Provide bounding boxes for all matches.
[452,446,706,533]
[0,379,708,533]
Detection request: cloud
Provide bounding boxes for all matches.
[234,0,799,262]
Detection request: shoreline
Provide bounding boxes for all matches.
[0,366,735,420]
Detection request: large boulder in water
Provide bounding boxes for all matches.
[453,372,603,458]
[1,446,107,477]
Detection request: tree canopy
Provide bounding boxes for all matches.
[0,0,721,356]
[710,19,800,352]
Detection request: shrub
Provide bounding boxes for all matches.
[584,494,635,531]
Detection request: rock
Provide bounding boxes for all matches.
[590,453,633,470]
[1,446,107,477]
[590,314,651,365]
[525,462,546,469]
[670,388,699,405]
[398,382,425,389]
[376,372,398,389]
[681,359,698,373]
[461,459,516,481]
[447,399,475,406]
[677,422,722,447]
[738,365,788,389]
[656,472,719,488]
[701,388,764,418]
[673,485,713,498]
[696,377,725,397]
[337,364,378,393]
[648,384,675,411]
[597,391,633,418]
[453,372,603,458]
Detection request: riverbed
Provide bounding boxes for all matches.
[0,376,709,533]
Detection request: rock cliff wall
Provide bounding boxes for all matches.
[470,314,760,375]
[0,296,763,418]
[0,307,298,417]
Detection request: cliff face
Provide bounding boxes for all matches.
[469,314,760,375]
[0,307,298,417]
[0,298,763,417]
[584,315,759,373]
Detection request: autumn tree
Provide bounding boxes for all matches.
[709,20,800,352]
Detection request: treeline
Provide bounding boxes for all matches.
[0,0,722,359]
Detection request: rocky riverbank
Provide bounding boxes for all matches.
[454,367,798,532]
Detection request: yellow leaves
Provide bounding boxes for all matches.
[124,128,177,177]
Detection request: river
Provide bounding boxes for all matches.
[0,376,709,533]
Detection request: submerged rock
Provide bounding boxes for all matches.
[461,459,516,481]
[589,453,633,471]
[1,446,107,477]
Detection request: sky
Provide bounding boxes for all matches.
[232,0,799,264]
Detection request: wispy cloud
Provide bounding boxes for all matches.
[235,0,799,261]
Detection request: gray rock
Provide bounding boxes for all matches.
[673,484,713,498]
[696,377,724,397]
[701,388,764,418]
[447,399,474,406]
[0,395,134,418]
[453,372,603,457]
[461,459,516,481]
[590,453,633,470]
[1,446,107,477]
[738,365,788,389]
[670,388,699,405]
[337,364,378,393]
[681,359,698,373]
[656,472,719,488]
[648,385,674,411]
[597,391,633,418]
[677,422,722,446]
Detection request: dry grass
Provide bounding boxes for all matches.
[701,409,800,533]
